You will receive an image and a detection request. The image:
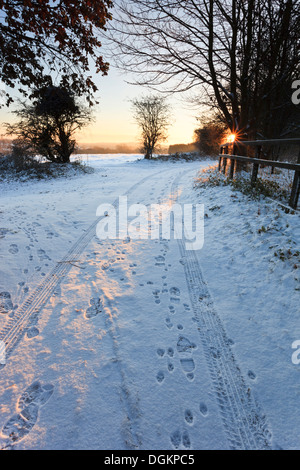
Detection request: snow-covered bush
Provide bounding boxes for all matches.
[195,164,294,206]
[0,149,93,182]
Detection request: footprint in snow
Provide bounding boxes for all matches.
[0,228,9,239]
[2,381,54,444]
[26,327,40,339]
[184,409,194,425]
[0,292,13,315]
[165,318,173,329]
[170,430,181,449]
[248,370,257,381]
[182,430,191,448]
[85,298,103,319]
[156,371,165,384]
[157,347,175,377]
[199,402,208,417]
[9,244,19,255]
[177,336,197,354]
[170,429,191,449]
[177,336,197,381]
[157,348,165,358]
[37,249,50,261]
[180,359,195,380]
[155,255,165,267]
[170,287,181,304]
[152,289,161,304]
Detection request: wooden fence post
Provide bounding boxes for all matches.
[229,143,236,179]
[223,145,228,174]
[218,147,223,171]
[251,145,261,186]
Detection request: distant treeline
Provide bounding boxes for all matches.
[74,144,142,154]
[0,139,199,156]
[74,143,197,155]
[168,143,198,154]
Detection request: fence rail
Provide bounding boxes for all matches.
[219,139,300,209]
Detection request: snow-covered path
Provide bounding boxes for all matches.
[0,157,299,450]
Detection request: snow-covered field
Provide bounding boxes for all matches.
[0,154,299,450]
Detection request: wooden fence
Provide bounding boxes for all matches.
[219,138,300,209]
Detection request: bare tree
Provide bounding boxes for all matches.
[131,95,171,159]
[108,0,300,140]
[6,86,93,163]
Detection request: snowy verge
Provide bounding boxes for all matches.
[185,166,300,449]
[0,155,94,186]
[195,163,297,209]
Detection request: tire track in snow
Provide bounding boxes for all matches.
[170,171,272,450]
[0,168,176,366]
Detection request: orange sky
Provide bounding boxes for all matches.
[0,67,199,147]
[76,67,198,146]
